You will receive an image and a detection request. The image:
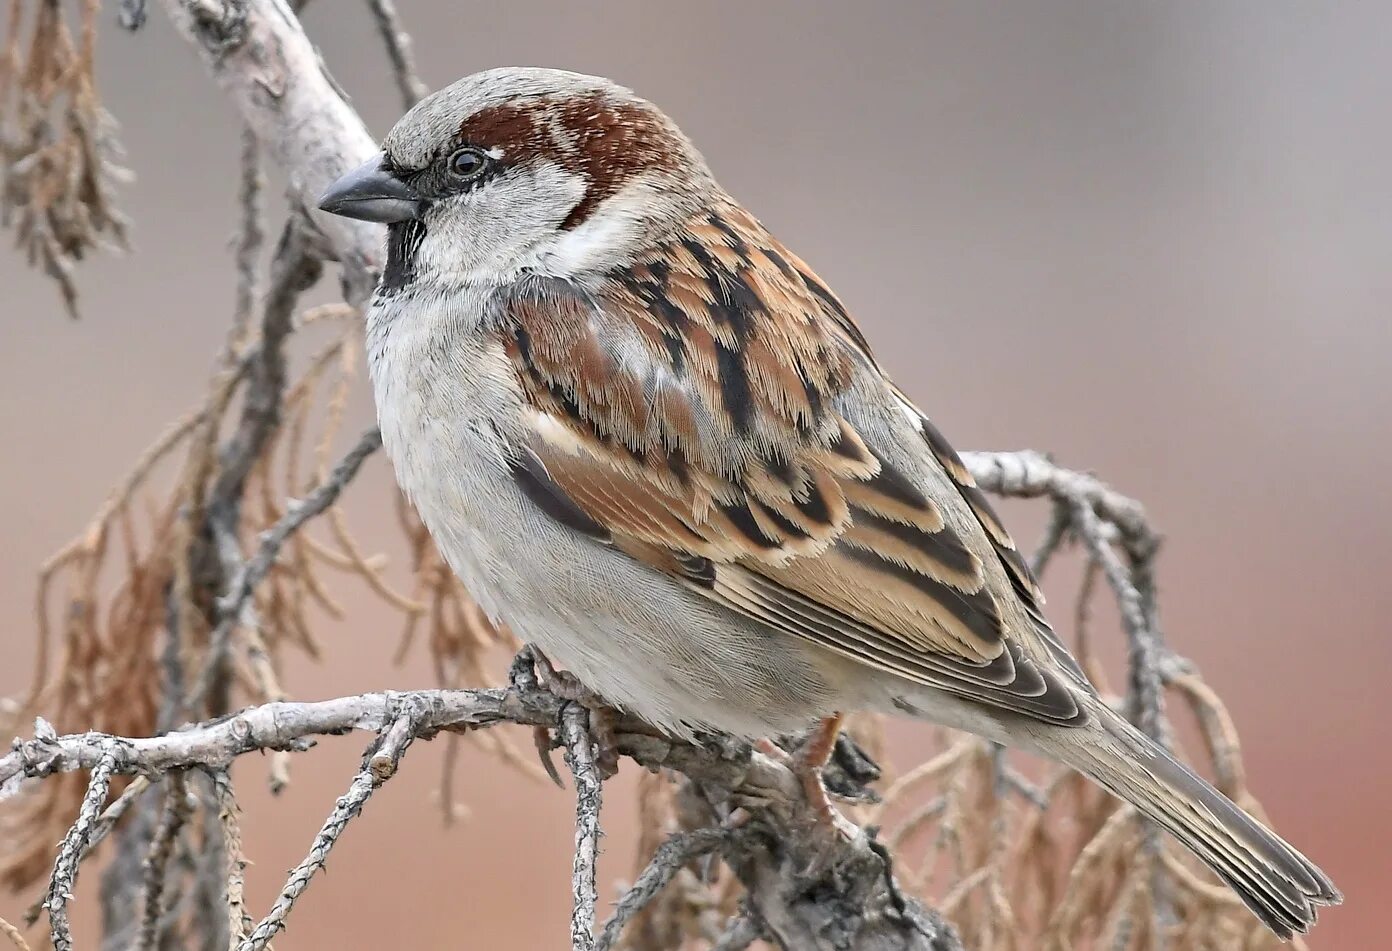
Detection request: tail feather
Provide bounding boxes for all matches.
[1073,708,1341,939]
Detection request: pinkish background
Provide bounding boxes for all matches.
[3,2,1388,947]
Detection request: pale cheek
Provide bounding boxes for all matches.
[415,168,588,284]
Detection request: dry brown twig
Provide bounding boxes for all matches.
[0,0,130,318]
[0,2,1308,950]
[0,914,29,951]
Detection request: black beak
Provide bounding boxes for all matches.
[317,153,423,223]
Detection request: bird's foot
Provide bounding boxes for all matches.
[760,715,863,848]
[517,644,621,778]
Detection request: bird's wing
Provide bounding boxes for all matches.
[494,199,1087,725]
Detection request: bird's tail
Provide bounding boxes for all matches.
[1061,705,1341,938]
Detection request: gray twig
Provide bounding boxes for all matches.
[561,704,603,951]
[594,829,728,951]
[228,126,265,358]
[237,706,420,951]
[962,450,1169,740]
[134,772,193,951]
[22,774,156,925]
[1069,498,1165,741]
[209,221,321,510]
[208,770,253,950]
[365,0,428,109]
[189,221,322,716]
[0,688,794,805]
[191,426,382,708]
[45,742,120,951]
[1030,497,1072,578]
[962,450,1159,557]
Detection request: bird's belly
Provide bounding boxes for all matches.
[372,331,852,739]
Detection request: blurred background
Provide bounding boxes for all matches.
[3,1,1389,947]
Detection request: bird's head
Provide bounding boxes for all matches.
[319,67,715,289]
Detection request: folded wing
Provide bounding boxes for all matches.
[494,199,1087,725]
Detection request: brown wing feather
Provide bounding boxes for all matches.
[888,385,1090,686]
[494,196,1086,723]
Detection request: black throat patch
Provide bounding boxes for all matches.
[381,220,427,293]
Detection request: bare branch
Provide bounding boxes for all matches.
[209,770,252,950]
[0,917,28,951]
[365,0,428,109]
[192,427,383,707]
[961,449,1159,558]
[19,774,156,927]
[963,450,1169,736]
[157,0,383,301]
[594,829,728,951]
[134,772,192,951]
[208,221,323,510]
[238,704,421,951]
[2,691,503,799]
[562,704,604,951]
[1069,495,1166,741]
[44,742,118,951]
[228,127,265,357]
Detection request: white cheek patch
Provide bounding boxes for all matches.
[415,165,589,283]
[532,176,668,276]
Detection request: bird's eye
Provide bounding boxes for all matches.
[448,147,489,180]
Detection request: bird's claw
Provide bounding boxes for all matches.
[520,645,622,778]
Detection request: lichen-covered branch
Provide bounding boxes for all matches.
[1,673,964,951]
[43,742,117,951]
[560,704,604,951]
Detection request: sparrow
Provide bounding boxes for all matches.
[319,67,1339,937]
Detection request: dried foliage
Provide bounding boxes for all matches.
[0,0,129,317]
[0,4,1316,951]
[0,288,521,890]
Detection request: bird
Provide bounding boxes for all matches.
[318,66,1340,938]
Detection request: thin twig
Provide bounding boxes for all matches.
[133,771,192,951]
[208,221,320,513]
[364,0,427,109]
[962,450,1159,558]
[210,770,252,949]
[188,221,323,717]
[20,773,155,926]
[562,704,603,951]
[191,427,382,708]
[1069,499,1165,743]
[227,126,264,358]
[594,829,728,951]
[44,742,119,951]
[0,914,30,951]
[1030,498,1072,578]
[237,706,421,951]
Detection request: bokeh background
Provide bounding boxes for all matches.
[3,1,1389,947]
